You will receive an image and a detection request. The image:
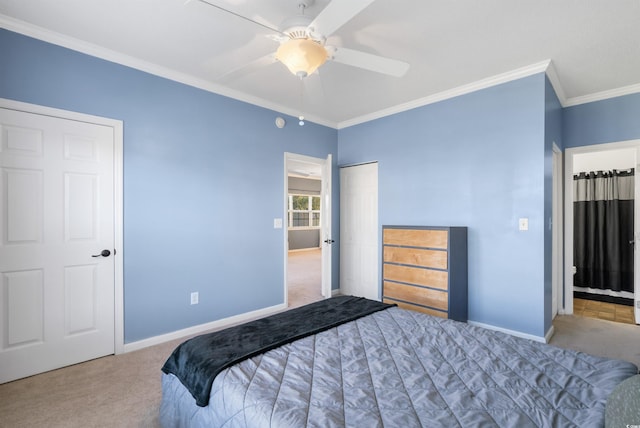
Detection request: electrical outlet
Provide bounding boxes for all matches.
[190,292,199,305]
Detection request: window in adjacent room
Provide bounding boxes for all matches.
[288,194,320,228]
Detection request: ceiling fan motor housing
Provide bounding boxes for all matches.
[279,14,315,40]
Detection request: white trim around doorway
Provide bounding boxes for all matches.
[283,152,332,306]
[563,139,640,317]
[552,143,564,317]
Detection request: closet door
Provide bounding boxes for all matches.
[340,163,378,300]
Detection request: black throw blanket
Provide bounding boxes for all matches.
[161,295,395,407]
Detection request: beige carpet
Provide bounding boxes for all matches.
[287,248,323,308]
[0,336,180,428]
[1,310,638,426]
[550,314,640,368]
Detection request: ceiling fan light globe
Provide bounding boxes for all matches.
[276,38,327,77]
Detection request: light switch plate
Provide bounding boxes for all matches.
[519,218,529,231]
[274,218,283,229]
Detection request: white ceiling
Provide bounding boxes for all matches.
[288,158,322,178]
[1,0,639,129]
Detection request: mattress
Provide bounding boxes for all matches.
[160,305,638,427]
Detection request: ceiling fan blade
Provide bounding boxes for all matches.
[328,47,410,77]
[194,0,286,36]
[216,53,277,82]
[307,0,376,38]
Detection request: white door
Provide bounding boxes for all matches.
[340,162,378,300]
[321,154,333,298]
[0,107,116,383]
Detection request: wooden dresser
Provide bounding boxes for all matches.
[382,226,468,321]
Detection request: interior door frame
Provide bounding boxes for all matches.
[0,98,125,354]
[320,154,333,298]
[283,152,332,304]
[552,143,563,317]
[563,139,640,317]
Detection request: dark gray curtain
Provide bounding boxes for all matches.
[573,169,634,293]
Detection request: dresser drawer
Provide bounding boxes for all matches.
[383,281,448,311]
[383,246,447,270]
[383,264,448,290]
[383,228,448,249]
[384,299,447,318]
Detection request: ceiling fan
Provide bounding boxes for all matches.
[193,0,410,80]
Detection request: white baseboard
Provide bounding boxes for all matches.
[123,302,287,353]
[544,325,556,343]
[468,320,549,343]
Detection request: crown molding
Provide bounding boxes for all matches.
[0,15,336,128]
[544,60,567,106]
[564,82,640,107]
[337,60,553,129]
[338,60,640,128]
[4,15,640,130]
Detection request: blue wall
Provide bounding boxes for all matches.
[563,92,640,148]
[0,29,338,342]
[7,26,636,342]
[338,74,549,337]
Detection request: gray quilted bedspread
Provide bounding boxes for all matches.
[160,307,638,427]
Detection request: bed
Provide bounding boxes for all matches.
[160,296,638,427]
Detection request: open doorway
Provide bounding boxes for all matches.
[284,153,332,308]
[564,141,640,325]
